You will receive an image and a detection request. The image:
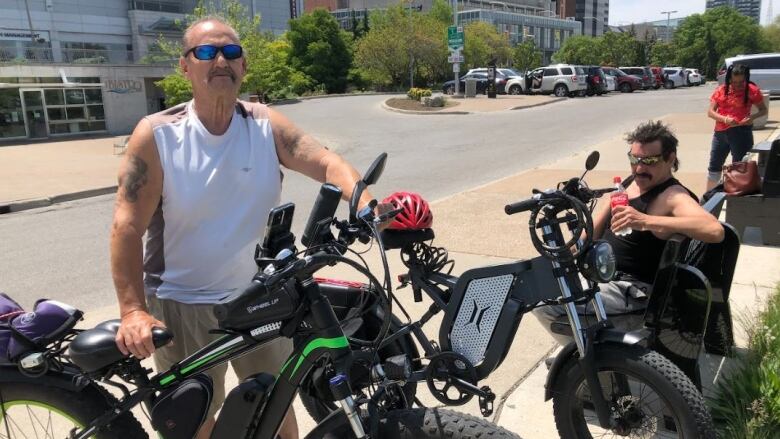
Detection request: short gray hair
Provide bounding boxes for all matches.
[181,16,239,53]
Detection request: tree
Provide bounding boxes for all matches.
[552,35,600,65]
[512,40,542,72]
[600,31,636,66]
[245,38,312,101]
[463,21,512,69]
[674,6,769,78]
[763,16,780,51]
[288,9,353,93]
[650,42,676,66]
[428,0,453,25]
[155,69,192,107]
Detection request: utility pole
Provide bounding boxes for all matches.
[660,10,677,43]
[409,0,414,89]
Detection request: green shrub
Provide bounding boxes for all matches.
[709,284,780,438]
[407,87,432,101]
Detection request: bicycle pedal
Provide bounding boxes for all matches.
[479,386,495,417]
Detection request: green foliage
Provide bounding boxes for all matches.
[512,40,542,73]
[428,0,454,25]
[709,285,780,438]
[245,38,313,101]
[674,6,769,78]
[407,87,432,101]
[353,4,448,89]
[155,69,192,106]
[552,35,600,65]
[463,21,512,69]
[600,32,636,67]
[287,9,352,93]
[650,42,677,66]
[763,16,780,52]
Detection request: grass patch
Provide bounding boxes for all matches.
[709,283,780,438]
[385,98,459,112]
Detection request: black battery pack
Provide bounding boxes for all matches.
[211,372,275,438]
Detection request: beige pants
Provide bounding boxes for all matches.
[147,294,293,419]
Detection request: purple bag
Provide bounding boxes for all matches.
[0,293,24,363]
[7,299,82,361]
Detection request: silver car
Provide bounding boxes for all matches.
[523,64,587,97]
[718,53,780,96]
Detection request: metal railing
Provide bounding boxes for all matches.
[0,47,137,64]
[0,47,54,63]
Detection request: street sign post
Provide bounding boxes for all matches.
[448,25,464,96]
[447,25,464,50]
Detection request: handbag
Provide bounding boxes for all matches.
[723,160,761,196]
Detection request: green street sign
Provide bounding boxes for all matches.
[447,25,464,50]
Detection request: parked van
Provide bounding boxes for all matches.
[718,53,780,96]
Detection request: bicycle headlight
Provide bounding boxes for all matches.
[578,240,616,283]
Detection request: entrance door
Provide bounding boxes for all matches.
[21,89,48,139]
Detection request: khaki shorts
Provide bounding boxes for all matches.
[147,294,293,419]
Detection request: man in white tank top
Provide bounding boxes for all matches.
[110,17,378,439]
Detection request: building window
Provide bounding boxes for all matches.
[0,89,26,138]
[44,87,105,135]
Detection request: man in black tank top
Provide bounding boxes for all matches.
[535,121,725,345]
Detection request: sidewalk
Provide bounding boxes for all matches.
[3,101,780,437]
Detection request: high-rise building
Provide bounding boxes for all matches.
[557,0,609,37]
[706,0,762,22]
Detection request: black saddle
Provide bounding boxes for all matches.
[69,319,172,373]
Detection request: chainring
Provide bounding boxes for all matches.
[425,351,478,406]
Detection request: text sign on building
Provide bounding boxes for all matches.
[0,29,50,42]
[448,26,464,51]
[106,79,143,94]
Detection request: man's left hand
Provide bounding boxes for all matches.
[611,205,648,233]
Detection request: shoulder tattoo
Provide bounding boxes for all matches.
[120,155,148,202]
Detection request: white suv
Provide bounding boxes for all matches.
[504,64,587,97]
[718,53,780,96]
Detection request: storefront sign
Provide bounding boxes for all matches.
[0,29,50,42]
[106,79,142,94]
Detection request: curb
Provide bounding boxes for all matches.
[381,96,566,115]
[270,92,406,106]
[0,186,117,215]
[510,97,567,110]
[380,99,470,115]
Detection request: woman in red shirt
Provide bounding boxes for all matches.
[706,63,767,191]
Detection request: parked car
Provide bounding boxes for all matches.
[605,74,616,92]
[443,72,489,95]
[601,66,642,93]
[662,67,688,88]
[718,53,780,96]
[649,66,665,89]
[522,64,587,97]
[579,65,608,96]
[619,66,655,90]
[685,68,702,86]
[466,67,522,94]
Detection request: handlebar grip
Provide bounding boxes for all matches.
[504,197,539,215]
[302,183,342,247]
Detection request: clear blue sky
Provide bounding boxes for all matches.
[609,0,776,26]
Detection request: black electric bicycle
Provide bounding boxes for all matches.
[0,154,516,439]
[300,152,717,438]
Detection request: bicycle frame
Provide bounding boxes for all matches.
[72,279,356,439]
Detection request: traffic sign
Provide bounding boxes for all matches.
[453,63,460,73]
[447,54,464,63]
[447,25,464,50]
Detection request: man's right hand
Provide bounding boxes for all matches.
[115,309,166,359]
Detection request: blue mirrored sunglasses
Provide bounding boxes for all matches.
[184,44,243,61]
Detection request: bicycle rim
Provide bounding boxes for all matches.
[0,400,84,439]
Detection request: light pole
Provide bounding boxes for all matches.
[660,10,677,43]
[408,0,414,89]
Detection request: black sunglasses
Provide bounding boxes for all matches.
[627,152,663,166]
[184,44,243,61]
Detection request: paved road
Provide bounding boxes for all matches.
[0,85,714,310]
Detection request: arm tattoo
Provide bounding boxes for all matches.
[120,155,148,203]
[280,125,305,156]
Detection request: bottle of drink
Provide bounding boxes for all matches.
[611,176,632,236]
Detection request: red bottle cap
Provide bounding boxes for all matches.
[613,176,622,184]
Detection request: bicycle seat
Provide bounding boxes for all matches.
[379,228,435,250]
[68,319,173,373]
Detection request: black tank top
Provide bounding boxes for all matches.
[603,176,698,283]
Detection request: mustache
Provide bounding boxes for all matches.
[208,68,236,81]
[634,172,652,179]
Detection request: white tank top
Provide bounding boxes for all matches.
[143,100,282,304]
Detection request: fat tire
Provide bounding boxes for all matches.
[377,408,519,439]
[551,344,715,439]
[0,381,147,439]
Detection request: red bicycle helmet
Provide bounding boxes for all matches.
[382,191,433,230]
